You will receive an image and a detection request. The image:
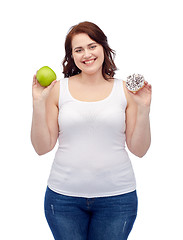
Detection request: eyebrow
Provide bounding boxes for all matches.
[74,42,97,51]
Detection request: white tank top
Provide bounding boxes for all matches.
[47,78,136,197]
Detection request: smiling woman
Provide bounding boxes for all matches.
[31,20,151,240]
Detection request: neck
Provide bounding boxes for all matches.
[79,71,107,85]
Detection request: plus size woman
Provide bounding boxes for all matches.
[31,21,152,240]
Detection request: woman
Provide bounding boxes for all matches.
[31,21,152,240]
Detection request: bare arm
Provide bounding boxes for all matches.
[31,74,59,155]
[124,81,152,158]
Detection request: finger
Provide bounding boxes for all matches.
[127,89,137,95]
[144,81,151,89]
[33,75,37,86]
[144,81,149,85]
[45,80,57,91]
[49,80,57,88]
[148,84,152,91]
[144,82,151,88]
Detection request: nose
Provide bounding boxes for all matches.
[83,49,92,59]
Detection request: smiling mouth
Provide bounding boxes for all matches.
[82,58,97,65]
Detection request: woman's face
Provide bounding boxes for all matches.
[71,33,104,76]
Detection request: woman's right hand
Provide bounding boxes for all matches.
[32,74,57,102]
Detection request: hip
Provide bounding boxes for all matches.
[45,186,138,215]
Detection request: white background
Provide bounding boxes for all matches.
[1,0,183,239]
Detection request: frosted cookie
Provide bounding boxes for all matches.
[126,74,145,93]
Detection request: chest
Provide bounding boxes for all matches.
[68,79,114,102]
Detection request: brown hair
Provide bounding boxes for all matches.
[62,21,117,80]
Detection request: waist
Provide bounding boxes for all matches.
[47,150,136,197]
[54,147,129,170]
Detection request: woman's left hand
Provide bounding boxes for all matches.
[127,81,152,108]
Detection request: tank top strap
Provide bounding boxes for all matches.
[114,79,127,109]
[58,78,69,109]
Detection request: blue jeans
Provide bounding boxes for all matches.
[44,187,138,240]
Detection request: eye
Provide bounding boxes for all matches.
[90,45,97,50]
[75,49,82,53]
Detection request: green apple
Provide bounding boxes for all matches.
[36,66,56,87]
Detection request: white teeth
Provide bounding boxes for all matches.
[84,59,95,64]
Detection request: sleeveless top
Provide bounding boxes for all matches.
[47,78,136,198]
